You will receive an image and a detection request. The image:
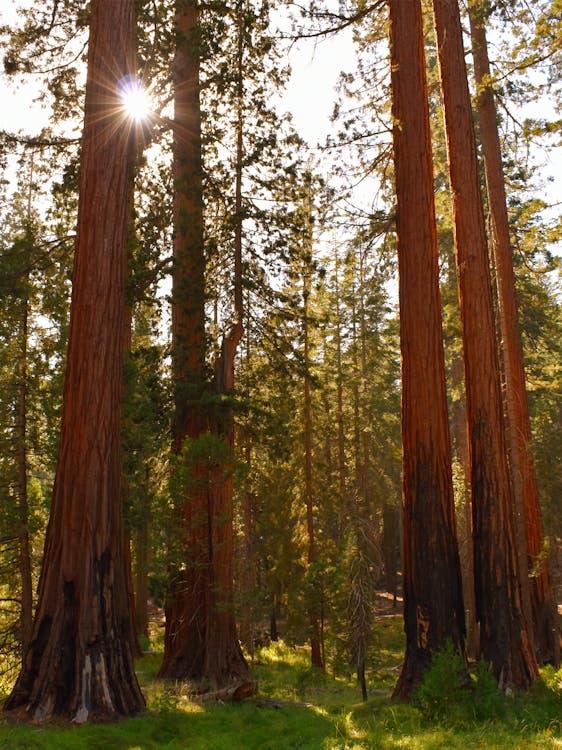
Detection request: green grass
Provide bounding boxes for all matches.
[1,617,561,749]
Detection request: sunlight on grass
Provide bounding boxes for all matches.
[1,640,562,749]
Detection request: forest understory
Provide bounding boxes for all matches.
[1,590,562,750]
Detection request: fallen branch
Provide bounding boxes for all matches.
[193,680,258,704]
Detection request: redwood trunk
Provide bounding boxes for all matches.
[199,0,249,683]
[159,0,210,680]
[389,0,465,700]
[432,0,538,689]
[468,1,560,667]
[4,0,144,721]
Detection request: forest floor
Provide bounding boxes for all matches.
[0,603,561,749]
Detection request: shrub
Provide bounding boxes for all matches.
[414,641,472,722]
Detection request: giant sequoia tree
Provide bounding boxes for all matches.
[159,0,211,681]
[432,0,538,690]
[3,0,145,721]
[467,0,560,668]
[160,0,247,686]
[389,0,465,700]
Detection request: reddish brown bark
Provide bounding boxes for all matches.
[196,0,248,684]
[389,0,465,700]
[468,1,560,667]
[159,0,209,681]
[161,0,247,685]
[432,0,538,690]
[4,0,144,721]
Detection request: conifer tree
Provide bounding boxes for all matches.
[467,0,560,667]
[389,0,466,700]
[432,0,537,690]
[3,0,145,721]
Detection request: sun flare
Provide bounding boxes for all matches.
[119,77,151,122]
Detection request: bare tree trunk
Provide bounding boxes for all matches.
[389,0,466,700]
[4,0,144,721]
[468,0,560,667]
[303,269,324,671]
[16,291,33,657]
[432,0,538,690]
[159,0,209,681]
[334,249,346,505]
[200,0,248,683]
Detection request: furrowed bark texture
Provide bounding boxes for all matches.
[432,0,538,689]
[160,0,209,681]
[389,0,466,701]
[161,0,247,685]
[4,0,144,721]
[199,0,249,680]
[468,0,560,667]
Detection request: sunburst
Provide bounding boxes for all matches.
[119,76,151,123]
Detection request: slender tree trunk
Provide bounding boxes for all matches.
[432,0,538,690]
[4,0,144,721]
[334,250,346,505]
[122,270,142,661]
[468,0,560,667]
[134,467,151,643]
[303,260,323,670]
[159,0,209,681]
[389,0,466,700]
[16,292,33,657]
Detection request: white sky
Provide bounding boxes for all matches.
[281,30,355,146]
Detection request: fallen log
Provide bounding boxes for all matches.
[192,680,258,704]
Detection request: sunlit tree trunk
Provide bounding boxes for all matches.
[432,0,538,690]
[468,0,560,667]
[389,0,466,700]
[4,0,144,721]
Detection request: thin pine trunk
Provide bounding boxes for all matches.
[303,277,323,670]
[16,293,33,657]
